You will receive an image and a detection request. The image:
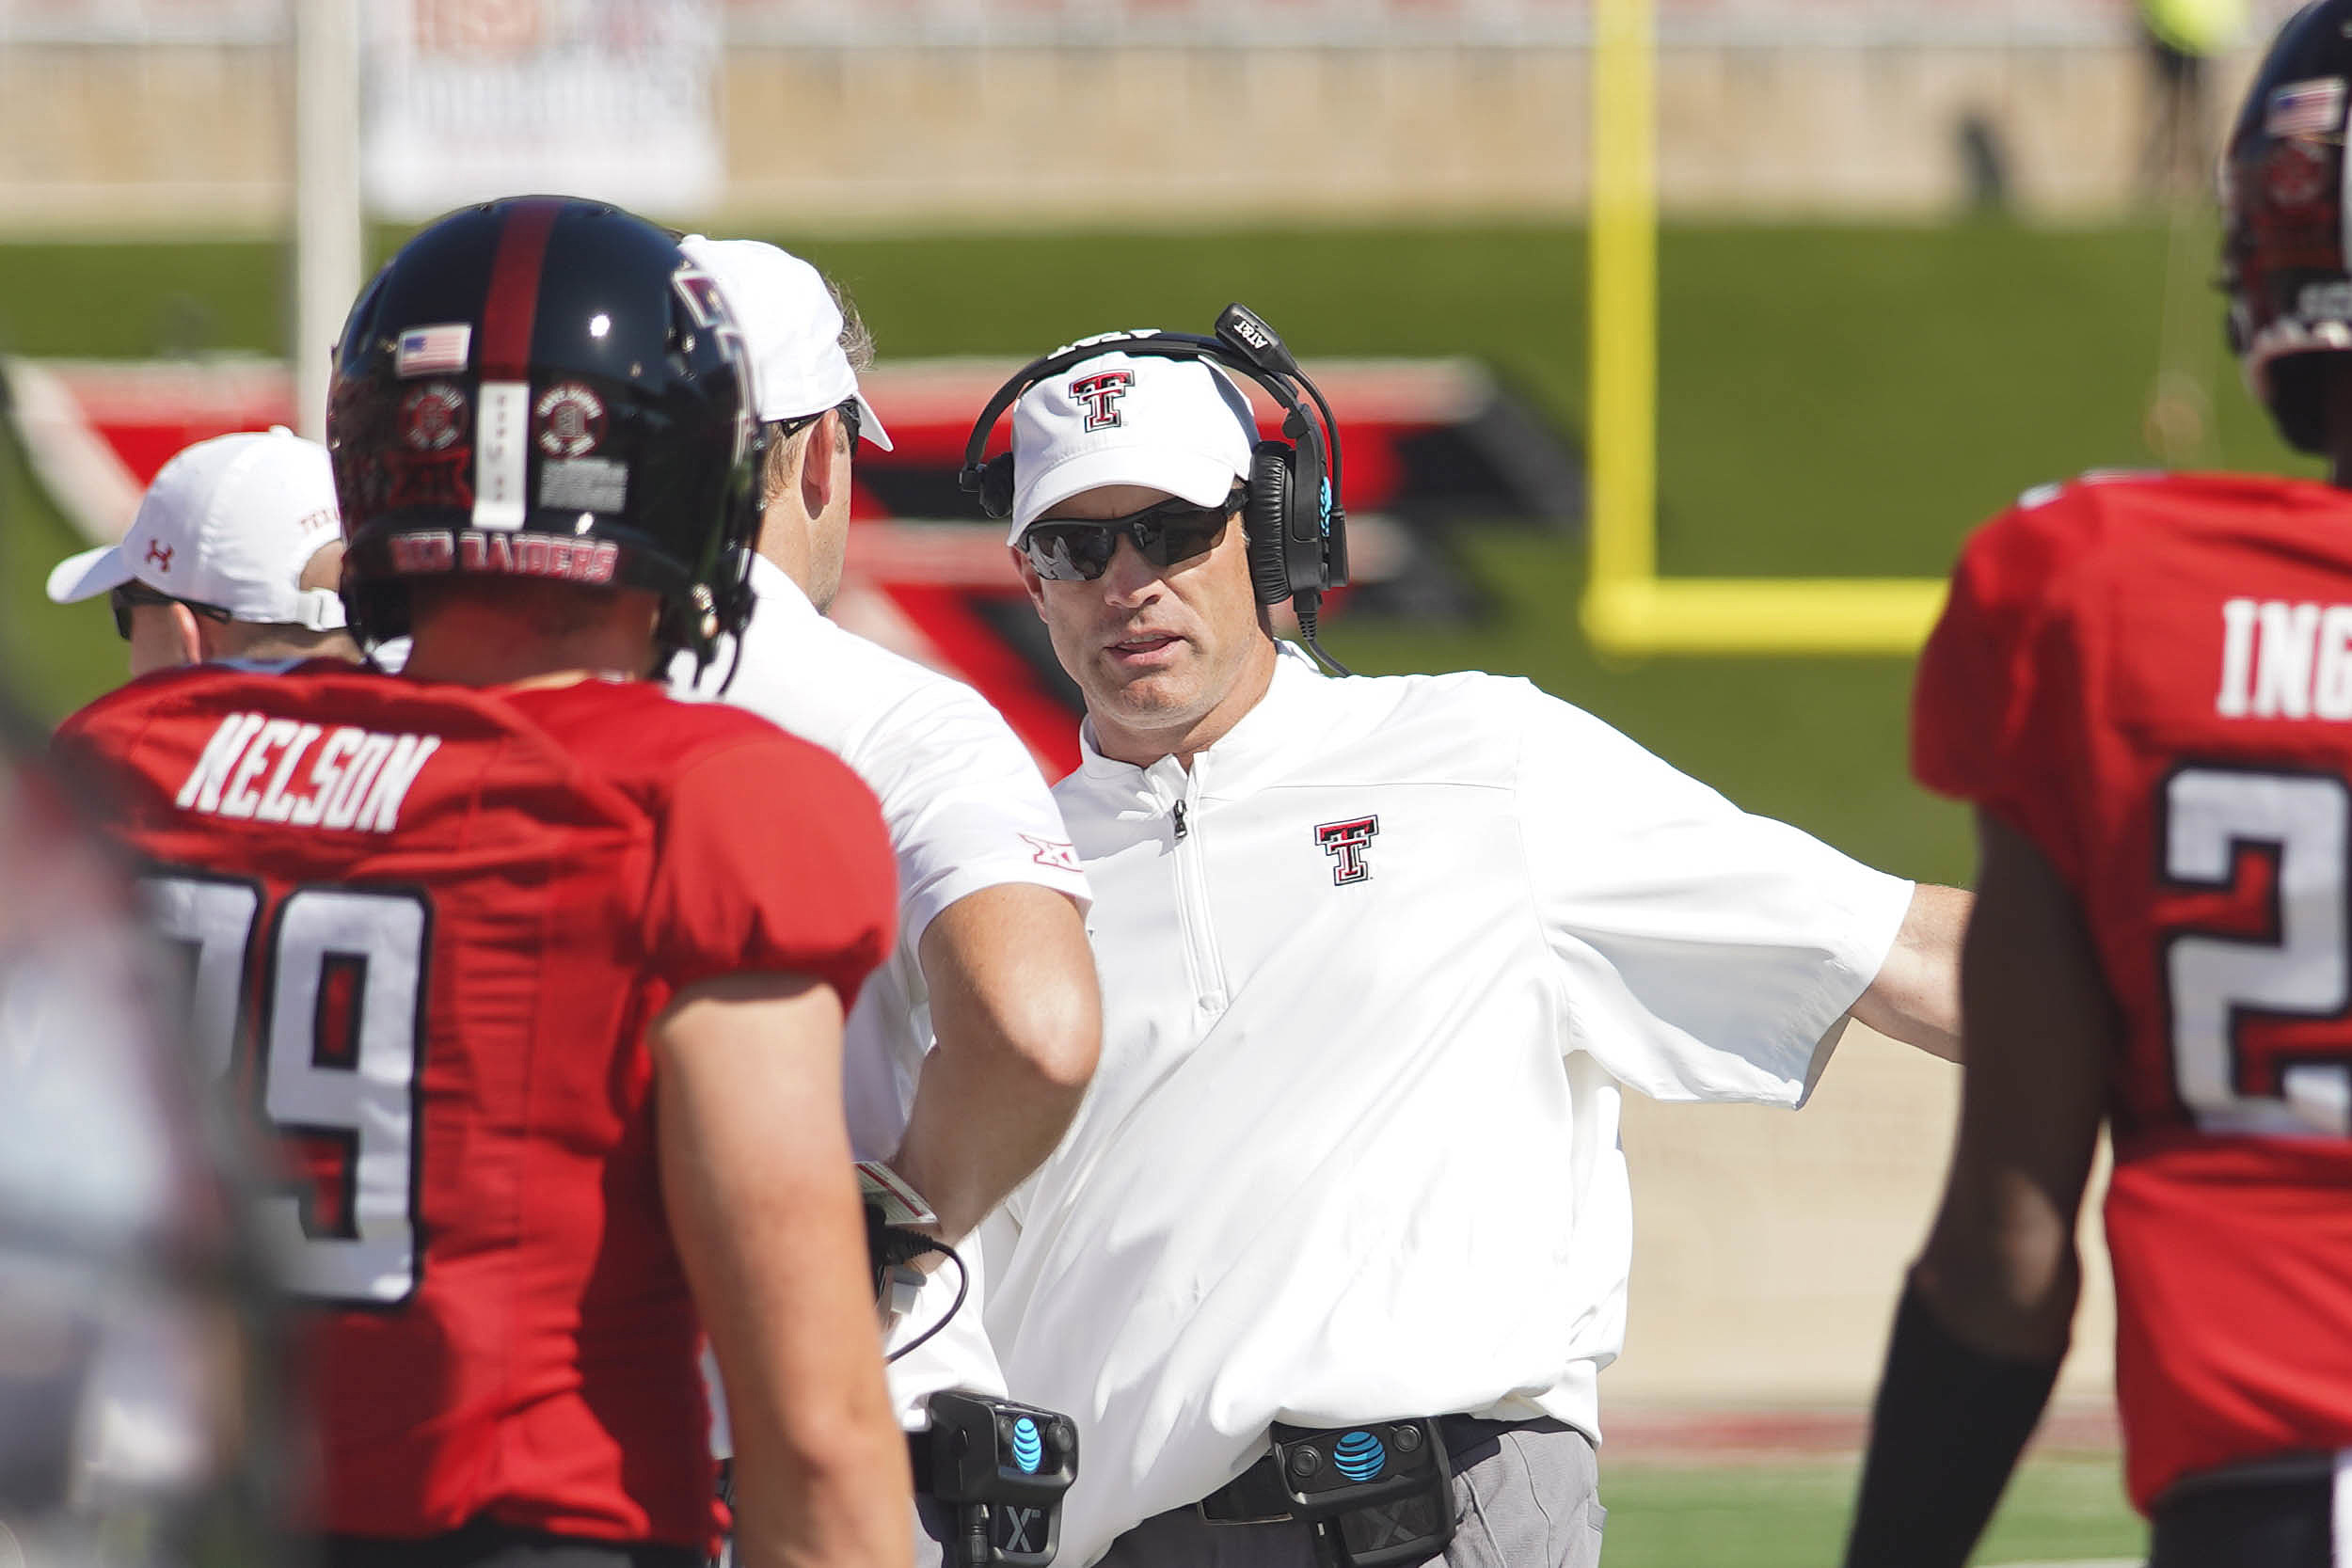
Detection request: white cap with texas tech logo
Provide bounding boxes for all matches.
[45,426,347,629]
[1007,348,1257,541]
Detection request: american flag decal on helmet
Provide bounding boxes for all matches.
[395,325,472,379]
[2267,76,2347,139]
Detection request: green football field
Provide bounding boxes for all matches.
[0,218,2312,892]
[1600,1451,2142,1566]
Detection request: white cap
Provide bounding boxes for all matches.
[1006,349,1255,541]
[45,427,346,630]
[678,235,892,451]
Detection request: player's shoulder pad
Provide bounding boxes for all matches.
[2011,467,2164,513]
[619,677,842,761]
[2002,467,2207,549]
[1965,468,2174,587]
[56,659,340,745]
[1983,467,2333,585]
[2011,466,2329,519]
[538,680,884,830]
[661,690,900,831]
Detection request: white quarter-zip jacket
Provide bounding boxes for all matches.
[986,644,1913,1566]
[680,554,1091,1429]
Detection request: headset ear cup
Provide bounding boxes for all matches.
[1246,441,1293,606]
[979,452,1016,521]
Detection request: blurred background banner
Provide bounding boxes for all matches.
[0,0,280,42]
[359,0,723,220]
[0,0,2303,233]
[725,0,2120,47]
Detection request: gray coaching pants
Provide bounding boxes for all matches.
[1095,1418,1605,1568]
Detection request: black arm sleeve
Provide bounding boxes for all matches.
[1841,1279,2064,1568]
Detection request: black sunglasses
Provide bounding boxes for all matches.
[774,398,861,450]
[110,580,235,641]
[1021,489,1242,582]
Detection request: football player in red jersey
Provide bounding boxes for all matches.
[1844,8,2352,1566]
[51,198,913,1568]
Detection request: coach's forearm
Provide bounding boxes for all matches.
[1850,882,1970,1062]
[894,885,1100,1241]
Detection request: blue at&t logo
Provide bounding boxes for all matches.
[1010,1417,1044,1474]
[1333,1430,1385,1481]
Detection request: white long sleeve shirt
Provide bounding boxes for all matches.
[985,644,1912,1565]
[680,555,1090,1427]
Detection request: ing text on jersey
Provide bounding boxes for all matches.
[2217,597,2352,720]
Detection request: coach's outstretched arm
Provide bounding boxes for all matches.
[892,882,1101,1243]
[1848,881,1970,1062]
[657,972,914,1568]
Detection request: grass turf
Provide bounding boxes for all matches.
[1599,1451,2142,1566]
[0,218,2314,886]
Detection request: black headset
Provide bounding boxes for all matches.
[959,303,1352,674]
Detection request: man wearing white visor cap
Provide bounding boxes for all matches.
[676,237,1101,1568]
[971,317,1976,1568]
[47,426,357,681]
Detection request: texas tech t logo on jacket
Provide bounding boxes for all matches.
[1315,816,1378,884]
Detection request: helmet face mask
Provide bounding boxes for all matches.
[329,198,762,671]
[2224,0,2352,454]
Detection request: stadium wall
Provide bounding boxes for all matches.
[0,40,2253,235]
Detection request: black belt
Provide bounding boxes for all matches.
[1199,1415,1565,1525]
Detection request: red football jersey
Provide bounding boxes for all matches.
[1915,470,2352,1510]
[53,664,896,1547]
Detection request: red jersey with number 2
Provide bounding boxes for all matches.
[1914,470,2352,1510]
[53,663,896,1548]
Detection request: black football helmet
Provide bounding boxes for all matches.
[330,197,760,670]
[2223,0,2352,453]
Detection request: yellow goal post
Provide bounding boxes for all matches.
[1581,0,1948,656]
